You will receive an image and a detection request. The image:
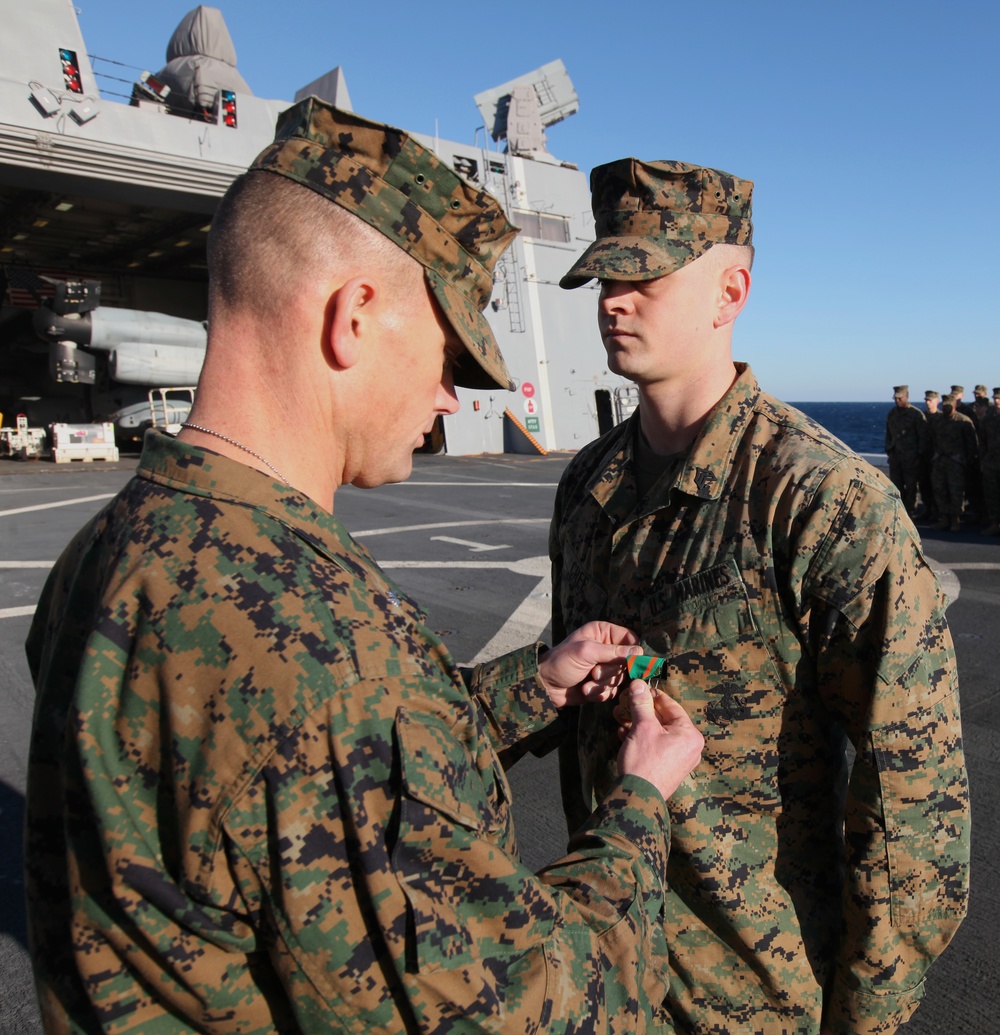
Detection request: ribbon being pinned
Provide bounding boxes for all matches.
[626,654,666,687]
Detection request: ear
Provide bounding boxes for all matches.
[326,276,377,370]
[714,264,751,329]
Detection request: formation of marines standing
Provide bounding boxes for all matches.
[887,382,1000,533]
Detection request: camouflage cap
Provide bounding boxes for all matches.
[942,393,956,404]
[994,388,1000,398]
[249,98,518,390]
[925,390,940,400]
[893,385,908,396]
[560,158,753,289]
[974,384,988,395]
[951,385,965,393]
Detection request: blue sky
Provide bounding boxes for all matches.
[77,0,998,401]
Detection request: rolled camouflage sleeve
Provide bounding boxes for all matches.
[467,641,561,753]
[795,469,971,1033]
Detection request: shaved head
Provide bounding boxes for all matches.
[207,171,423,326]
[702,242,755,272]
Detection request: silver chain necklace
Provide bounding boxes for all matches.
[180,423,290,485]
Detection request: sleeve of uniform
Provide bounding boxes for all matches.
[226,674,672,1034]
[791,467,970,1034]
[464,642,562,760]
[458,473,582,765]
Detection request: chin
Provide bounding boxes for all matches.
[353,458,413,489]
[607,357,640,381]
[604,345,637,376]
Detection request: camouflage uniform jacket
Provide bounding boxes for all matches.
[883,404,924,458]
[930,410,978,464]
[550,364,970,1035]
[25,431,674,1035]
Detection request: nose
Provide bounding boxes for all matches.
[437,366,461,415]
[599,280,636,314]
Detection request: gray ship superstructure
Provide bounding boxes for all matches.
[0,1,632,453]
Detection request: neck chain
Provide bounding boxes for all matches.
[180,423,290,485]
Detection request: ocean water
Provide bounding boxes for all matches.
[788,401,889,457]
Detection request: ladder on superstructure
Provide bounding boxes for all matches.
[484,148,526,334]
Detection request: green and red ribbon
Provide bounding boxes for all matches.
[626,654,666,682]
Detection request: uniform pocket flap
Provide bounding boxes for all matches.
[397,706,492,831]
[393,708,556,972]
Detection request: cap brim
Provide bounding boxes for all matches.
[425,268,513,391]
[560,235,713,289]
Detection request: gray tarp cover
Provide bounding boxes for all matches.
[154,5,252,115]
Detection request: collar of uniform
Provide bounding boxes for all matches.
[586,362,761,516]
[583,362,761,517]
[584,417,642,525]
[671,362,761,501]
[136,429,367,567]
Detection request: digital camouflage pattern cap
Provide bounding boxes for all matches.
[250,98,518,390]
[951,385,965,394]
[560,159,753,289]
[925,390,940,400]
[893,385,908,396]
[974,384,988,395]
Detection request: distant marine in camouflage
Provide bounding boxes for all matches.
[884,385,925,515]
[930,393,978,532]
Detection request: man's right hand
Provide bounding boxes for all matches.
[617,681,703,801]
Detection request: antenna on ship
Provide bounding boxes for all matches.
[473,59,578,165]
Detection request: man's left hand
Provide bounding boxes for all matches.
[538,621,640,708]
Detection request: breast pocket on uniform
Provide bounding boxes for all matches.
[639,560,785,811]
[391,707,555,973]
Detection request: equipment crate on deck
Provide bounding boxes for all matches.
[50,423,120,464]
[0,415,46,459]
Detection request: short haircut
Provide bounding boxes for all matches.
[706,242,755,272]
[207,171,422,324]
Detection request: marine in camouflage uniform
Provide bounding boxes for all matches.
[950,384,975,420]
[25,102,705,1034]
[949,385,983,518]
[917,390,940,522]
[930,394,979,531]
[551,159,970,1034]
[884,385,924,515]
[977,390,1000,534]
